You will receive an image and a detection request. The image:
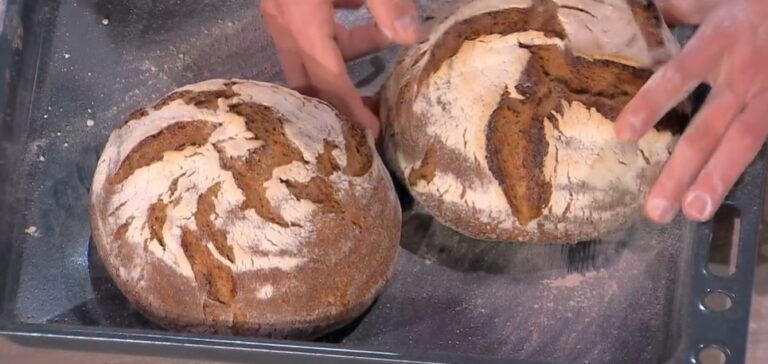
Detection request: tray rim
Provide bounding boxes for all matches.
[0,322,551,364]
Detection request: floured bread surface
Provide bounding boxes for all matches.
[90,79,401,338]
[382,0,689,242]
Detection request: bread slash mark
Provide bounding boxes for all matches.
[216,102,307,227]
[154,82,241,111]
[419,0,565,90]
[147,200,168,249]
[487,88,552,226]
[408,141,439,187]
[113,217,134,242]
[109,120,216,186]
[340,119,374,177]
[284,177,343,214]
[122,107,149,125]
[195,182,236,264]
[181,227,237,306]
[317,140,341,177]
[487,42,689,226]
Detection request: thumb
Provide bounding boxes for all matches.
[367,0,421,44]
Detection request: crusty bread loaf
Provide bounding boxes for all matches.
[382,0,689,243]
[90,79,402,338]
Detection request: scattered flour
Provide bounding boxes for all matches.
[24,226,40,237]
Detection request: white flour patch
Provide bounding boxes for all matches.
[257,284,274,299]
[24,226,40,237]
[545,271,598,288]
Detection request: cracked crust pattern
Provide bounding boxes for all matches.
[382,0,689,242]
[90,79,401,338]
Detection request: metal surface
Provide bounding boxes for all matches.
[0,1,764,363]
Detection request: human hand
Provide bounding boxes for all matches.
[614,0,768,223]
[260,0,420,138]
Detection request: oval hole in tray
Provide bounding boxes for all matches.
[707,204,741,277]
[703,290,734,312]
[698,345,728,364]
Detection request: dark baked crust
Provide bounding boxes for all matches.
[381,0,689,242]
[90,80,401,338]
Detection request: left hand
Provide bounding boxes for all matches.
[260,0,420,138]
[614,0,768,223]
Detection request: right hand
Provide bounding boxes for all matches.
[260,0,421,138]
[616,0,768,223]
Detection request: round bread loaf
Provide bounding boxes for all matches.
[382,0,689,242]
[90,79,402,338]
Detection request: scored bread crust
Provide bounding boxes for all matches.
[90,79,402,338]
[382,0,689,243]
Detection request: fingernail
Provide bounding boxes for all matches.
[684,191,713,221]
[394,14,419,42]
[646,197,675,224]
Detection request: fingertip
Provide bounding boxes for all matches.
[345,98,381,139]
[645,197,677,224]
[614,114,641,142]
[378,13,420,44]
[359,108,381,139]
[392,13,421,44]
[362,95,381,114]
[683,191,715,222]
[369,0,421,44]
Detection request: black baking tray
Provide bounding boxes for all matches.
[0,1,765,363]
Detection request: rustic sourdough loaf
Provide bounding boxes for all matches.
[90,79,401,338]
[382,0,689,242]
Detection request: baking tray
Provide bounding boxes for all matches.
[0,1,765,363]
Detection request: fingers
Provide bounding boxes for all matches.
[644,87,743,223]
[285,2,347,75]
[614,13,736,142]
[267,26,311,89]
[682,91,768,221]
[367,0,421,44]
[261,0,383,136]
[260,0,310,89]
[293,6,380,136]
[335,23,392,61]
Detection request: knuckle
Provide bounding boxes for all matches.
[657,64,685,89]
[676,136,709,161]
